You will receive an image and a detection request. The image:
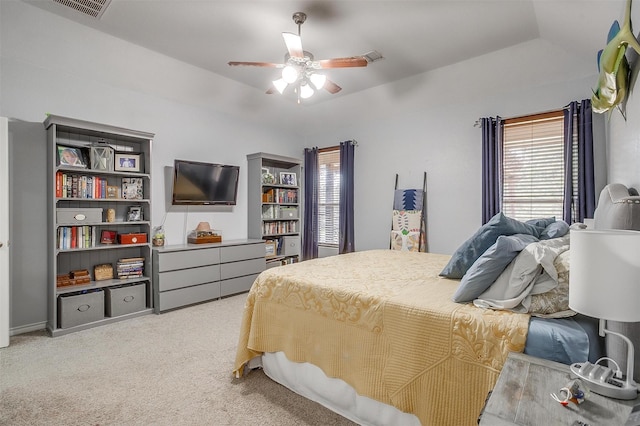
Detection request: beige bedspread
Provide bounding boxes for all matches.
[234,250,529,425]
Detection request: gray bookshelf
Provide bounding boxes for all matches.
[45,115,154,337]
[247,152,302,267]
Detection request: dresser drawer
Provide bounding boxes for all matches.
[157,265,220,291]
[157,248,219,272]
[220,274,259,297]
[158,282,221,312]
[220,258,265,280]
[220,243,264,263]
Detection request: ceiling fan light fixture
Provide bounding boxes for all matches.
[299,83,314,99]
[282,65,298,83]
[309,73,326,90]
[272,78,288,94]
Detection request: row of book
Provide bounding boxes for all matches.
[56,172,117,199]
[57,226,96,250]
[262,188,298,204]
[262,221,297,236]
[116,257,144,279]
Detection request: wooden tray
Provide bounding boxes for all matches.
[187,235,222,244]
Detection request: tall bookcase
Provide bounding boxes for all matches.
[247,153,302,266]
[45,115,154,337]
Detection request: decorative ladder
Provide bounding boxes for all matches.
[390,172,427,252]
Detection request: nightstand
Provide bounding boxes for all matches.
[479,352,639,425]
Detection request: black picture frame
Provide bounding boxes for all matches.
[127,206,143,222]
[56,145,88,168]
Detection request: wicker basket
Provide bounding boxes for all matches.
[94,263,114,281]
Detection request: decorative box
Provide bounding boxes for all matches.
[94,263,114,281]
[105,282,146,317]
[278,206,298,219]
[118,233,147,244]
[57,207,103,225]
[57,289,104,328]
[187,235,222,244]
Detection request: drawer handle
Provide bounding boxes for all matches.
[123,296,135,303]
[77,304,91,312]
[74,213,86,221]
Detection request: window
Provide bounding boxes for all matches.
[318,148,340,245]
[502,111,572,222]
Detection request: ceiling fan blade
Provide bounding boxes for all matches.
[317,57,368,68]
[228,61,284,68]
[324,79,342,94]
[282,32,304,58]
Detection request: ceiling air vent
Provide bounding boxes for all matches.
[52,0,112,19]
[363,50,384,63]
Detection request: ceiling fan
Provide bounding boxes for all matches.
[228,12,377,103]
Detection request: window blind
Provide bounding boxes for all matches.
[318,149,340,245]
[502,111,565,221]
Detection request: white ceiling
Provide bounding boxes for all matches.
[23,0,628,105]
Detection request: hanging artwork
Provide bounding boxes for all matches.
[592,0,640,117]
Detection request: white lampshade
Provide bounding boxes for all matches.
[299,83,314,99]
[272,78,288,94]
[309,73,326,90]
[569,229,640,322]
[281,65,298,84]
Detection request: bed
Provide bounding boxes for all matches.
[233,188,637,426]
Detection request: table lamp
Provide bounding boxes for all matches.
[569,229,640,400]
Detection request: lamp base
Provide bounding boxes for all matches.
[570,362,639,400]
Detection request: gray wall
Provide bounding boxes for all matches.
[0,1,613,333]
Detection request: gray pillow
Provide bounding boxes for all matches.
[539,220,570,240]
[526,217,556,229]
[452,233,539,303]
[440,212,544,279]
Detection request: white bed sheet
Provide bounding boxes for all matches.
[260,352,420,426]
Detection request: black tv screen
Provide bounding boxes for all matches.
[172,159,240,205]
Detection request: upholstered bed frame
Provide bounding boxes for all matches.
[593,183,640,381]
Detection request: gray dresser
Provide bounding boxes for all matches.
[152,239,265,312]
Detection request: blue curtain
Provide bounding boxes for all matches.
[563,100,595,223]
[339,141,355,254]
[303,147,318,260]
[481,117,503,224]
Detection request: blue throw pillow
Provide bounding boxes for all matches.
[539,220,570,240]
[439,212,544,279]
[451,234,539,302]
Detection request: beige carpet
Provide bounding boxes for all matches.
[0,293,357,426]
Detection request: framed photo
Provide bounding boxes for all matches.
[114,153,141,172]
[100,230,117,244]
[57,145,88,168]
[127,206,143,222]
[122,177,143,200]
[279,172,297,186]
[106,185,120,199]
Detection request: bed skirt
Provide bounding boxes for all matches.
[260,352,421,426]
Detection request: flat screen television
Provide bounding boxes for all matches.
[171,159,240,205]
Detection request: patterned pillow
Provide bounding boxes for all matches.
[528,251,575,318]
[392,210,421,232]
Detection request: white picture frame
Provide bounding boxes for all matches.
[114,153,141,172]
[279,172,297,186]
